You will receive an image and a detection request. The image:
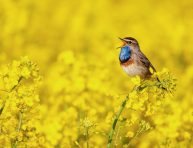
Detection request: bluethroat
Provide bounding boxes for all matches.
[118,37,156,79]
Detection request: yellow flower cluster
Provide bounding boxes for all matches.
[0,57,44,147]
[0,0,193,147]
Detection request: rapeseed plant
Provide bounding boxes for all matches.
[0,0,193,147]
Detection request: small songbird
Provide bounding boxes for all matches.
[118,37,156,79]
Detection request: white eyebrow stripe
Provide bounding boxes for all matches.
[124,39,132,42]
[124,39,136,43]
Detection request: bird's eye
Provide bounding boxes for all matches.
[128,41,132,44]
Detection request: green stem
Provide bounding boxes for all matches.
[107,84,148,148]
[12,112,23,148]
[17,112,23,132]
[0,101,6,115]
[107,95,129,148]
[0,77,23,117]
[86,128,89,148]
[10,76,23,92]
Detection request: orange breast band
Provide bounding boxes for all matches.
[121,59,134,66]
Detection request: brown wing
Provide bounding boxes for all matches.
[138,51,156,73]
[138,51,163,82]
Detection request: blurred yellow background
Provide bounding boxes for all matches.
[0,0,192,147]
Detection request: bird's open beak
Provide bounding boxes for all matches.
[116,46,122,49]
[117,37,126,49]
[118,37,125,41]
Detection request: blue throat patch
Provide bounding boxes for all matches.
[119,45,131,63]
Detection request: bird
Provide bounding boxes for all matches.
[118,37,157,79]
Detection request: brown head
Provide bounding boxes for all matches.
[119,37,140,50]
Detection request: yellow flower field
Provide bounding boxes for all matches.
[0,0,192,147]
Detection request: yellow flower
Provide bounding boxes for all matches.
[126,131,134,138]
[131,76,141,85]
[21,67,30,78]
[1,0,193,147]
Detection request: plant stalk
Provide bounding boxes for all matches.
[107,96,129,148]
